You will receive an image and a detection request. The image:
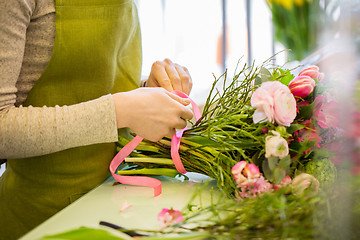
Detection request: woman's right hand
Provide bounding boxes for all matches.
[112,87,193,142]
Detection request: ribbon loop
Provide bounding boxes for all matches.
[110,91,202,197]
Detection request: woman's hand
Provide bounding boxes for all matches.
[112,87,193,142]
[145,59,193,95]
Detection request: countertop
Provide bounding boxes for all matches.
[20,173,215,240]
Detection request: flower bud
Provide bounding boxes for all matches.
[291,173,320,197]
[298,65,324,81]
[288,75,316,98]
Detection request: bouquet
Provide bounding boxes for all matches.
[42,58,360,240]
[116,57,338,200]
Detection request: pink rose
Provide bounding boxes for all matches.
[298,65,325,81]
[288,75,316,98]
[157,208,183,228]
[251,81,297,127]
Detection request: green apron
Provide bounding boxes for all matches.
[0,0,141,239]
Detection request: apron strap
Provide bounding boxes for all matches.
[109,91,202,197]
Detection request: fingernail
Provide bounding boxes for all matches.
[183,98,191,104]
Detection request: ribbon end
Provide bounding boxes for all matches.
[154,184,162,197]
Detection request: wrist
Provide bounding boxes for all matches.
[112,93,130,129]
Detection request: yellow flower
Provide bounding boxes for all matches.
[269,0,293,10]
[268,0,312,9]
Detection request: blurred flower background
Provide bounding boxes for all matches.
[267,0,339,61]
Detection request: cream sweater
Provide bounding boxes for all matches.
[0,0,121,159]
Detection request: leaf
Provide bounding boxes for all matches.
[298,101,315,120]
[278,155,291,169]
[254,76,262,86]
[268,157,279,170]
[259,67,272,83]
[273,167,286,184]
[287,124,305,134]
[117,168,179,178]
[278,69,294,86]
[40,227,124,240]
[181,136,218,147]
[262,159,274,181]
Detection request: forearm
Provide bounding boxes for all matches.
[0,95,118,159]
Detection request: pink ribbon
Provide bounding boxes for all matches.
[110,90,202,197]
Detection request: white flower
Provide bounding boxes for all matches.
[291,173,320,197]
[265,130,289,159]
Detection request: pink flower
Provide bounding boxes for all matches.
[273,175,292,190]
[231,161,260,187]
[236,176,273,199]
[313,95,339,129]
[288,75,316,98]
[232,161,273,199]
[298,65,324,81]
[157,208,183,228]
[251,81,297,127]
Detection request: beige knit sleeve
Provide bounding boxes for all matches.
[0,96,119,159]
[0,0,119,159]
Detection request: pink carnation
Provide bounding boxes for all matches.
[236,176,273,199]
[251,81,297,127]
[232,161,273,199]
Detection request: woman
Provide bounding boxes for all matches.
[0,0,193,239]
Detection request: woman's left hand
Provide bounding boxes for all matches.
[145,58,193,95]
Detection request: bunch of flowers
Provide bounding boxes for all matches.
[117,58,338,200]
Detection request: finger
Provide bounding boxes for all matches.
[163,58,174,65]
[150,61,174,92]
[180,107,194,121]
[165,91,193,120]
[166,91,191,106]
[183,66,193,93]
[174,118,187,130]
[175,64,192,95]
[165,64,182,92]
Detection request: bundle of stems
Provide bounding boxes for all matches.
[117,59,276,199]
